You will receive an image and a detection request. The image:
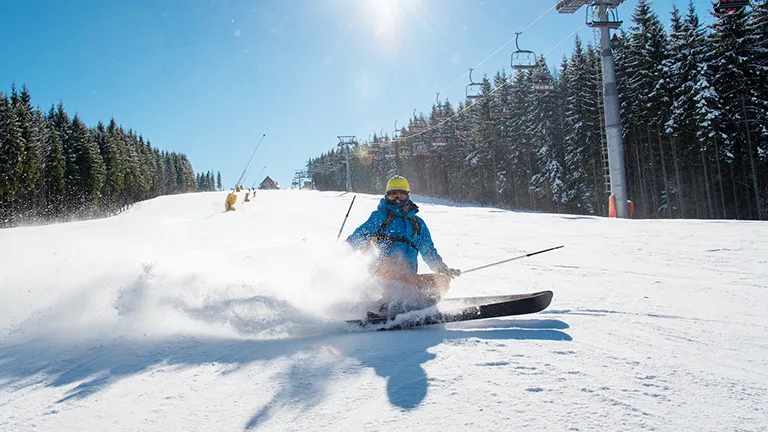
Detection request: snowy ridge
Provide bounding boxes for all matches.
[1,190,767,431]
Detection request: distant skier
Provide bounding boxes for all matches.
[346,176,461,310]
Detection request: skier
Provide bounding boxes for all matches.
[346,176,461,312]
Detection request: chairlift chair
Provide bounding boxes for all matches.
[490,99,509,119]
[392,120,403,141]
[511,33,538,71]
[533,81,555,93]
[714,0,750,14]
[398,145,411,158]
[466,68,483,101]
[431,137,447,148]
[410,109,428,134]
[586,5,622,28]
[412,142,428,156]
[433,93,449,120]
[490,106,509,119]
[532,71,555,93]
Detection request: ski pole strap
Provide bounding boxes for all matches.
[461,245,564,274]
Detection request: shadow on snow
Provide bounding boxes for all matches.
[0,318,571,430]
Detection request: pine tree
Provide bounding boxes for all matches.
[0,91,26,225]
[70,114,106,214]
[506,71,537,209]
[42,123,65,218]
[14,85,42,219]
[562,37,599,214]
[745,0,768,219]
[529,58,566,213]
[711,4,762,219]
[622,0,673,216]
[216,171,222,191]
[103,119,126,208]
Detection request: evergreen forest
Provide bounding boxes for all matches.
[307,0,768,220]
[0,85,220,227]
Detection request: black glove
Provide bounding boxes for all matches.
[436,262,462,279]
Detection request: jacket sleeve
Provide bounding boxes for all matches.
[415,218,444,271]
[346,210,385,250]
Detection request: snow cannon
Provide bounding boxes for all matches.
[225,192,238,212]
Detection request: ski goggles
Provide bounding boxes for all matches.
[386,190,409,200]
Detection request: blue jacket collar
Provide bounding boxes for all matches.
[378,197,419,218]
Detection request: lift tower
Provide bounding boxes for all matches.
[337,136,356,192]
[556,0,629,218]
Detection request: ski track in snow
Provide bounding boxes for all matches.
[0,190,766,431]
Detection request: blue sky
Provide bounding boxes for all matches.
[1,0,715,189]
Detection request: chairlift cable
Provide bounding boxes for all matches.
[377,2,593,160]
[411,2,559,115]
[543,24,586,57]
[402,7,586,143]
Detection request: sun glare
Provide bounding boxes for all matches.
[366,0,402,50]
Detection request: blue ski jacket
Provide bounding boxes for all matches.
[346,198,444,273]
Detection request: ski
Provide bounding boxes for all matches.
[348,290,553,331]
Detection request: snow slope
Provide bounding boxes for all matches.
[1,190,767,431]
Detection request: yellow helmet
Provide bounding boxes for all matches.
[385,176,410,193]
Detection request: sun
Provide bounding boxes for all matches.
[369,0,397,34]
[365,0,403,50]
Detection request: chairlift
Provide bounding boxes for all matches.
[610,33,621,50]
[398,145,411,158]
[434,93,449,120]
[713,0,749,14]
[532,71,555,93]
[392,120,403,141]
[511,32,537,71]
[411,108,428,134]
[466,68,483,101]
[412,141,428,156]
[586,3,622,28]
[431,137,447,148]
[490,100,508,118]
[490,106,509,119]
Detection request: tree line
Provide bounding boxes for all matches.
[308,0,767,220]
[0,84,218,227]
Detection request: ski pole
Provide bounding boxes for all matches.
[461,245,564,275]
[336,195,356,240]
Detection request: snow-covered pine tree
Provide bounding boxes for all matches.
[562,36,598,214]
[528,57,566,213]
[745,0,768,219]
[0,91,26,225]
[506,70,537,210]
[710,4,763,219]
[69,114,106,215]
[42,121,65,218]
[14,85,42,220]
[622,0,673,217]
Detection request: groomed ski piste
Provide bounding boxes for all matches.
[1,190,766,431]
